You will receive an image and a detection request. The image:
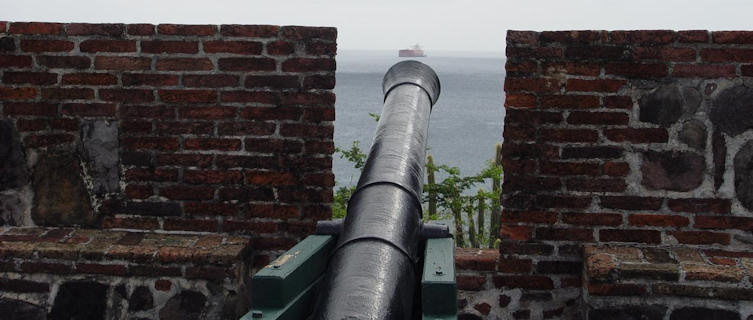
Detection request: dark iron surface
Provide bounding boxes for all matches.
[313,60,440,320]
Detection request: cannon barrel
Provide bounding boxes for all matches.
[313,60,440,320]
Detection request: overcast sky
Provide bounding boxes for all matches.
[2,0,752,52]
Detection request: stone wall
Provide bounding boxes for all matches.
[0,21,336,319]
[456,30,753,319]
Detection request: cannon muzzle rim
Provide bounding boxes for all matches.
[382,60,441,106]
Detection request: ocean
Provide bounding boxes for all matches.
[333,50,507,189]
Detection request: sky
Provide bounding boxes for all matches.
[2,0,753,53]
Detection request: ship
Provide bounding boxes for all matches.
[398,44,426,57]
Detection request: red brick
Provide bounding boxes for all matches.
[126,24,155,35]
[80,40,136,53]
[102,217,159,230]
[155,279,172,291]
[164,219,218,232]
[160,186,215,200]
[540,95,600,109]
[218,57,276,71]
[678,30,709,43]
[0,55,32,68]
[505,109,563,125]
[123,137,179,151]
[245,138,303,153]
[156,58,213,71]
[184,170,243,184]
[504,94,536,108]
[156,154,213,168]
[493,275,553,290]
[266,40,295,55]
[223,220,279,234]
[62,103,116,117]
[302,172,335,187]
[603,162,629,176]
[120,105,175,119]
[605,128,668,143]
[536,195,591,209]
[562,212,622,226]
[695,216,753,231]
[567,79,626,93]
[565,46,629,60]
[51,118,80,131]
[8,22,63,35]
[306,42,337,55]
[599,229,661,244]
[20,39,74,52]
[567,111,628,125]
[600,196,662,210]
[603,96,633,109]
[2,71,57,85]
[100,89,154,103]
[536,227,593,241]
[244,204,299,219]
[566,178,626,192]
[245,75,299,90]
[282,58,335,72]
[633,47,696,62]
[670,231,730,245]
[539,128,598,143]
[457,275,487,291]
[185,138,241,151]
[609,30,675,44]
[540,161,600,176]
[540,30,602,44]
[159,90,216,103]
[24,134,75,147]
[281,92,335,105]
[179,106,236,119]
[508,46,563,59]
[141,40,198,54]
[507,30,538,45]
[588,283,646,296]
[125,184,153,199]
[505,60,538,75]
[221,91,278,104]
[62,73,117,85]
[0,279,49,293]
[203,40,262,54]
[125,168,179,182]
[16,119,47,131]
[122,73,179,86]
[183,74,239,88]
[628,214,689,227]
[536,260,582,274]
[95,56,151,70]
[667,198,731,214]
[38,55,90,69]
[20,262,74,274]
[67,23,124,36]
[505,78,561,93]
[673,64,736,78]
[542,61,600,77]
[183,202,237,216]
[500,225,533,241]
[221,25,279,37]
[245,171,295,186]
[3,102,57,116]
[157,24,216,36]
[41,88,93,100]
[605,63,668,78]
[497,257,532,273]
[702,48,753,63]
[303,75,335,90]
[280,26,336,41]
[121,121,152,134]
[280,123,333,139]
[713,31,753,44]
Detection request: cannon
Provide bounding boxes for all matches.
[242,60,457,320]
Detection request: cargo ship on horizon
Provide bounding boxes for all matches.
[398,44,426,57]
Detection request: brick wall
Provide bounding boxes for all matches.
[0,22,335,319]
[0,22,335,264]
[456,30,753,319]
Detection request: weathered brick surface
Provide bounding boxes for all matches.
[454,30,753,319]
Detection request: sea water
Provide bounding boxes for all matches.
[334,50,506,189]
